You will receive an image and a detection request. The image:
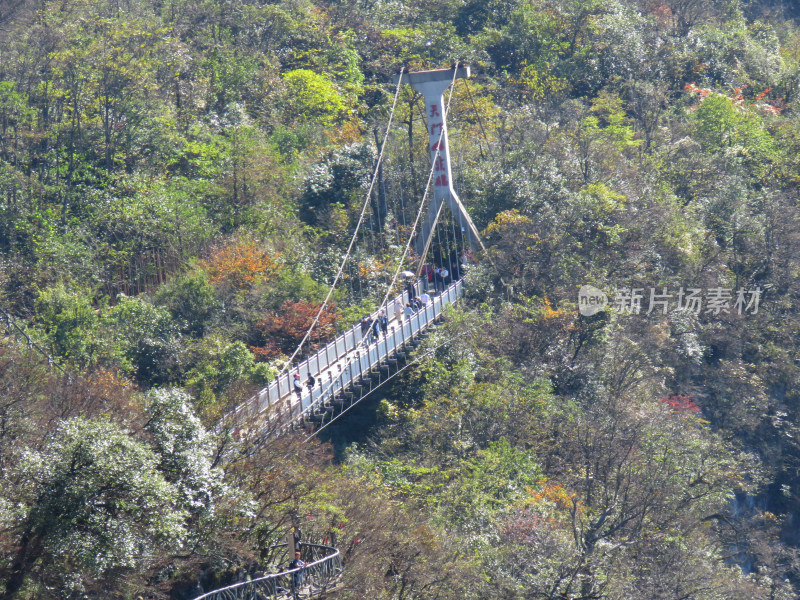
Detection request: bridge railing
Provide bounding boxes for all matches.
[191,543,342,600]
[222,279,463,432]
[292,279,462,420]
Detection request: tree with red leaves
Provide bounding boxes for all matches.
[251,300,338,360]
[659,394,702,414]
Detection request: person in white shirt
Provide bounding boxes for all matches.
[440,266,450,288]
[394,299,404,322]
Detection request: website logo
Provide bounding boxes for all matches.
[578,285,608,316]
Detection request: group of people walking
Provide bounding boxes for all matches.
[357,282,435,345]
[291,267,461,400]
[420,264,453,292]
[360,312,387,343]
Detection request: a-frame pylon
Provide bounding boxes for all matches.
[395,65,485,259]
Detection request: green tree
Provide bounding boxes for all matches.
[154,268,219,337]
[144,388,228,527]
[282,69,348,126]
[299,142,375,228]
[34,283,100,367]
[183,336,275,412]
[438,438,542,534]
[3,418,185,599]
[691,92,778,180]
[568,92,642,183]
[102,295,181,385]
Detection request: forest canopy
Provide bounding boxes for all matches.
[1,0,800,598]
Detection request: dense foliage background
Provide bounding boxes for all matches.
[1,0,800,598]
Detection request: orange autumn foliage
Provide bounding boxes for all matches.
[684,82,783,115]
[201,240,283,290]
[530,483,578,509]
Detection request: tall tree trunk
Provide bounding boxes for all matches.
[372,128,387,232]
[3,528,41,600]
[407,97,418,199]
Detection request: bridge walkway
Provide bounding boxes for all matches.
[191,543,342,600]
[222,278,464,438]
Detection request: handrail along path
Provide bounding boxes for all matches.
[220,279,464,440]
[192,543,342,600]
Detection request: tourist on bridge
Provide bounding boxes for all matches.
[306,372,316,390]
[290,550,307,599]
[405,278,417,301]
[379,310,389,336]
[404,302,413,320]
[433,267,442,292]
[366,318,377,343]
[293,374,303,397]
[440,266,450,288]
[360,317,370,341]
[394,299,404,322]
[420,290,430,307]
[372,317,381,342]
[421,264,434,291]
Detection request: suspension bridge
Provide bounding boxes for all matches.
[222,277,464,441]
[217,64,484,447]
[198,65,486,600]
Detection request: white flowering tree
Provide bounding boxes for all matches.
[144,388,229,525]
[2,418,186,599]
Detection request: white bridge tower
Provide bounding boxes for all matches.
[395,65,485,258]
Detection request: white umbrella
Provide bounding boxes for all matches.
[401,270,416,277]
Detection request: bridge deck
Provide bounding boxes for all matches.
[222,279,463,436]
[191,543,342,600]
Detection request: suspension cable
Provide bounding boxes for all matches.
[274,69,406,379]
[288,65,462,438]
[305,326,473,440]
[463,78,492,160]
